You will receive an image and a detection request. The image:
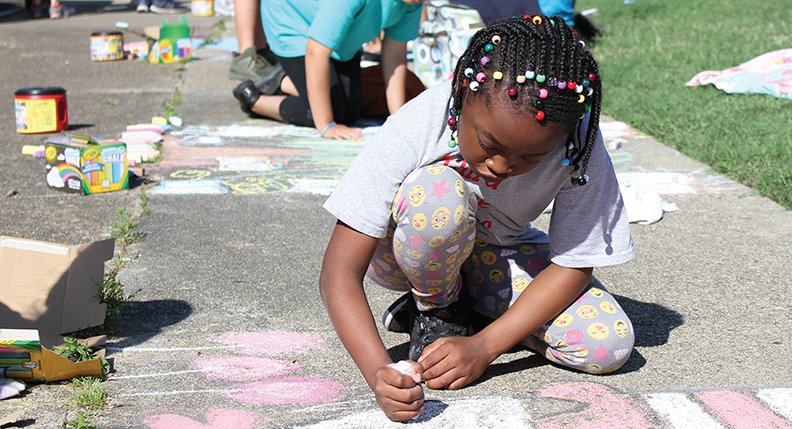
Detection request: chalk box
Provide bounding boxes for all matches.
[0,329,103,382]
[44,139,129,194]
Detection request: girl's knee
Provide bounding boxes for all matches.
[540,314,636,375]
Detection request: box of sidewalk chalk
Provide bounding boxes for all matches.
[44,135,128,195]
[0,329,103,382]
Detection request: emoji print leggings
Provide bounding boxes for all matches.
[366,165,635,374]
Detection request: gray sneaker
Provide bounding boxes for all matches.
[229,47,277,82]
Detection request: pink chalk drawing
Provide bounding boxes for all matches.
[227,376,345,406]
[217,331,325,357]
[145,408,266,429]
[538,382,655,429]
[193,356,297,382]
[697,390,792,429]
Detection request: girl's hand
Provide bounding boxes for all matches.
[373,361,425,421]
[322,124,363,140]
[418,335,492,390]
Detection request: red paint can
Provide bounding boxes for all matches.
[14,87,69,134]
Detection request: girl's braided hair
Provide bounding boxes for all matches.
[449,15,602,185]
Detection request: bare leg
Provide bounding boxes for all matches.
[280,76,298,96]
[251,95,287,121]
[234,0,267,51]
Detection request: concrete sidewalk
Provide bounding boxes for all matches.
[1,7,791,428]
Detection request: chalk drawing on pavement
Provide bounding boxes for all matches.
[148,123,368,196]
[294,384,792,429]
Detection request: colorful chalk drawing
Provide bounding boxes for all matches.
[131,331,344,428]
[148,122,369,196]
[123,330,791,428]
[291,383,792,428]
[145,408,266,429]
[149,119,738,197]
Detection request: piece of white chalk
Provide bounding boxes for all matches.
[387,360,421,383]
[389,360,412,374]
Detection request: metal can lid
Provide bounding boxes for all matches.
[15,87,67,96]
[90,31,123,37]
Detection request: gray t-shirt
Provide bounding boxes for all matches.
[324,82,635,268]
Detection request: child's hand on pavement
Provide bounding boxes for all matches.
[373,361,424,421]
[323,124,363,140]
[418,335,491,390]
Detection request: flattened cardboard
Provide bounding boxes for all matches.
[0,237,112,347]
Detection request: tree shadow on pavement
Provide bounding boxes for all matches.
[106,298,192,353]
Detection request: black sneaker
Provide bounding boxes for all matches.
[408,298,470,361]
[382,292,417,333]
[232,80,260,116]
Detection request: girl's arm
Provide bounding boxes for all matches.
[380,36,408,114]
[419,263,592,389]
[305,39,362,140]
[320,221,424,420]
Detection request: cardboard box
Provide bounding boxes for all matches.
[0,236,112,347]
[0,329,103,382]
[44,136,129,195]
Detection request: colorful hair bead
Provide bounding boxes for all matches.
[507,87,517,98]
[560,158,571,167]
[532,16,542,25]
[538,88,549,99]
[579,40,586,48]
[447,117,457,128]
[516,75,527,84]
[548,77,558,86]
[575,85,584,94]
[588,73,597,81]
[491,35,502,44]
[536,74,547,83]
[522,14,531,19]
[525,70,536,80]
[493,71,503,80]
[535,110,545,120]
[549,19,555,27]
[578,175,589,186]
[480,56,491,67]
[484,43,494,52]
[586,87,594,96]
[475,72,487,83]
[464,67,474,78]
[578,94,586,103]
[557,81,567,90]
[448,138,457,148]
[470,81,480,91]
[568,81,577,90]
[582,79,590,87]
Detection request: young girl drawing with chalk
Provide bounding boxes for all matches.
[320,15,636,421]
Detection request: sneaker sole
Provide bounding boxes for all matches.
[382,293,414,333]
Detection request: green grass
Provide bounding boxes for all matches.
[70,377,107,409]
[63,411,96,429]
[577,0,792,208]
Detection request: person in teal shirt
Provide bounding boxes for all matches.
[233,0,423,140]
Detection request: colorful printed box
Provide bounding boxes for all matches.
[44,136,129,195]
[0,329,103,382]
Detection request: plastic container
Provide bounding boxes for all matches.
[14,87,68,134]
[90,31,125,61]
[191,0,213,17]
[151,17,192,64]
